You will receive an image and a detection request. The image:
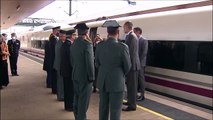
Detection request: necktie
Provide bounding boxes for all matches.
[125,35,129,40]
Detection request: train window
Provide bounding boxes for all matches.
[147,41,213,76]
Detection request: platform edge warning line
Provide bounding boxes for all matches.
[136,104,174,120]
[123,100,174,120]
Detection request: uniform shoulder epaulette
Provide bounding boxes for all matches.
[118,41,128,48]
[95,41,105,48]
[98,40,105,45]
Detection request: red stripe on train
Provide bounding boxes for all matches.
[145,76,213,98]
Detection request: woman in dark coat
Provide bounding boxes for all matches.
[0,34,9,88]
[0,37,3,89]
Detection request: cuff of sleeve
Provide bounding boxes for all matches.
[88,77,95,82]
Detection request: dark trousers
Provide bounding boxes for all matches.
[63,76,74,110]
[46,71,52,88]
[73,82,92,120]
[50,69,57,94]
[126,70,138,109]
[93,67,98,90]
[99,90,123,120]
[1,60,9,86]
[0,59,2,87]
[9,55,18,75]
[138,67,145,96]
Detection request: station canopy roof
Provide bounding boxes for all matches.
[0,0,55,29]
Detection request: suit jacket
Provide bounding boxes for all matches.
[125,32,141,71]
[43,41,50,71]
[48,34,58,70]
[53,40,63,72]
[138,36,148,67]
[95,37,131,92]
[7,39,20,57]
[71,37,95,85]
[60,40,72,77]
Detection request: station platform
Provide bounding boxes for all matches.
[1,53,212,120]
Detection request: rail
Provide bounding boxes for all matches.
[20,48,44,59]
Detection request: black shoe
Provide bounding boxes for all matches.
[122,107,136,111]
[57,99,64,101]
[65,108,73,112]
[137,96,145,101]
[123,102,130,106]
[46,85,52,88]
[15,74,19,76]
[93,88,97,93]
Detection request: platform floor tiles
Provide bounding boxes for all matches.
[1,55,167,120]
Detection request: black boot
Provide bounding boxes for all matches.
[93,87,97,93]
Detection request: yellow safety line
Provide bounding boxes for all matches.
[22,53,173,120]
[123,100,174,120]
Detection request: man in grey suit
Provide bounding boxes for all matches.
[134,27,148,101]
[95,20,131,120]
[71,23,95,120]
[122,21,141,111]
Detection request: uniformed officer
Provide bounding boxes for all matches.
[53,30,66,101]
[66,30,77,44]
[93,34,103,93]
[60,30,74,111]
[95,20,131,120]
[71,23,95,120]
[7,33,20,76]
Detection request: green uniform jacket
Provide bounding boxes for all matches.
[71,37,95,86]
[53,40,63,71]
[95,37,131,92]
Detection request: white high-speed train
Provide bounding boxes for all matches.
[18,1,212,109]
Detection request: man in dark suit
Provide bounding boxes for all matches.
[60,30,74,111]
[122,21,141,111]
[95,20,131,120]
[7,33,20,76]
[48,26,60,93]
[71,23,95,120]
[43,41,51,88]
[134,27,148,101]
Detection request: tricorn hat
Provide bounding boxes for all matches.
[66,30,76,35]
[102,20,121,28]
[59,30,67,34]
[74,23,89,30]
[52,26,61,30]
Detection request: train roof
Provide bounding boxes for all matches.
[68,1,211,26]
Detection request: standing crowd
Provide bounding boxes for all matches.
[0,33,20,89]
[43,20,148,120]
